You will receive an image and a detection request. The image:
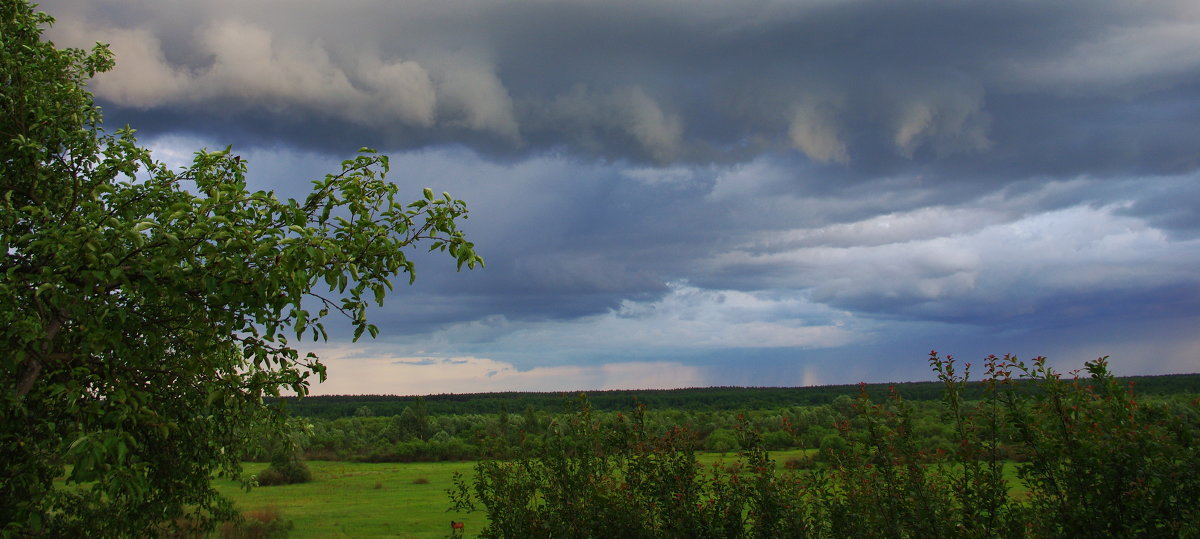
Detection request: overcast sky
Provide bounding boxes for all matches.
[42,0,1200,394]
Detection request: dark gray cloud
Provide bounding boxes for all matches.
[43,0,1200,173]
[1116,177,1200,238]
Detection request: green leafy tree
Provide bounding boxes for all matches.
[397,396,431,441]
[521,403,542,434]
[0,2,481,535]
[704,427,739,453]
[254,417,313,487]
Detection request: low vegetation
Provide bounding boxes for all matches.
[216,353,1200,537]
[218,506,293,539]
[272,372,1199,466]
[447,353,1199,537]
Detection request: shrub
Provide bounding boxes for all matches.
[705,428,739,453]
[219,506,293,539]
[782,455,817,470]
[817,432,848,455]
[255,459,311,487]
[759,429,794,450]
[450,354,1200,537]
[997,356,1200,536]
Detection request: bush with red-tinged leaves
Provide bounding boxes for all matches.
[217,506,292,539]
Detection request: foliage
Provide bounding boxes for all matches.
[256,419,313,487]
[451,354,1200,537]
[0,2,481,535]
[395,396,431,441]
[997,355,1200,536]
[704,428,739,453]
[219,506,293,539]
[282,370,1196,465]
[447,397,834,538]
[449,397,713,538]
[274,371,1199,418]
[255,460,312,488]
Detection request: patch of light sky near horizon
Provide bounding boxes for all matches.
[298,312,1200,395]
[299,347,711,395]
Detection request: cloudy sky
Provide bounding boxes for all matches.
[42,0,1200,394]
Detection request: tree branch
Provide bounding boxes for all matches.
[15,314,66,398]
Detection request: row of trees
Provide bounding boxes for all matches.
[277,382,980,418]
[276,372,1200,418]
[275,396,947,461]
[265,377,1196,465]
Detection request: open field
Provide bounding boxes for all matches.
[215,461,478,538]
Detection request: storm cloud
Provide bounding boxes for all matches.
[40,0,1200,392]
[44,0,1200,168]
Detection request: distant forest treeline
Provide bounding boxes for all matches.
[276,372,1200,418]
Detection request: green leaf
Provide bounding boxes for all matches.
[0,3,483,531]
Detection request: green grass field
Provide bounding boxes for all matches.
[214,461,479,538]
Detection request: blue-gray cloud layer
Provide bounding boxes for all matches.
[45,0,1200,171]
[41,0,1200,386]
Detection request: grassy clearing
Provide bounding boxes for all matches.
[214,461,478,538]
[695,448,814,469]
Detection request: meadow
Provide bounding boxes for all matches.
[215,460,476,538]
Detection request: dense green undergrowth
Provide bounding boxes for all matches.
[446,353,1200,538]
[274,369,1197,465]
